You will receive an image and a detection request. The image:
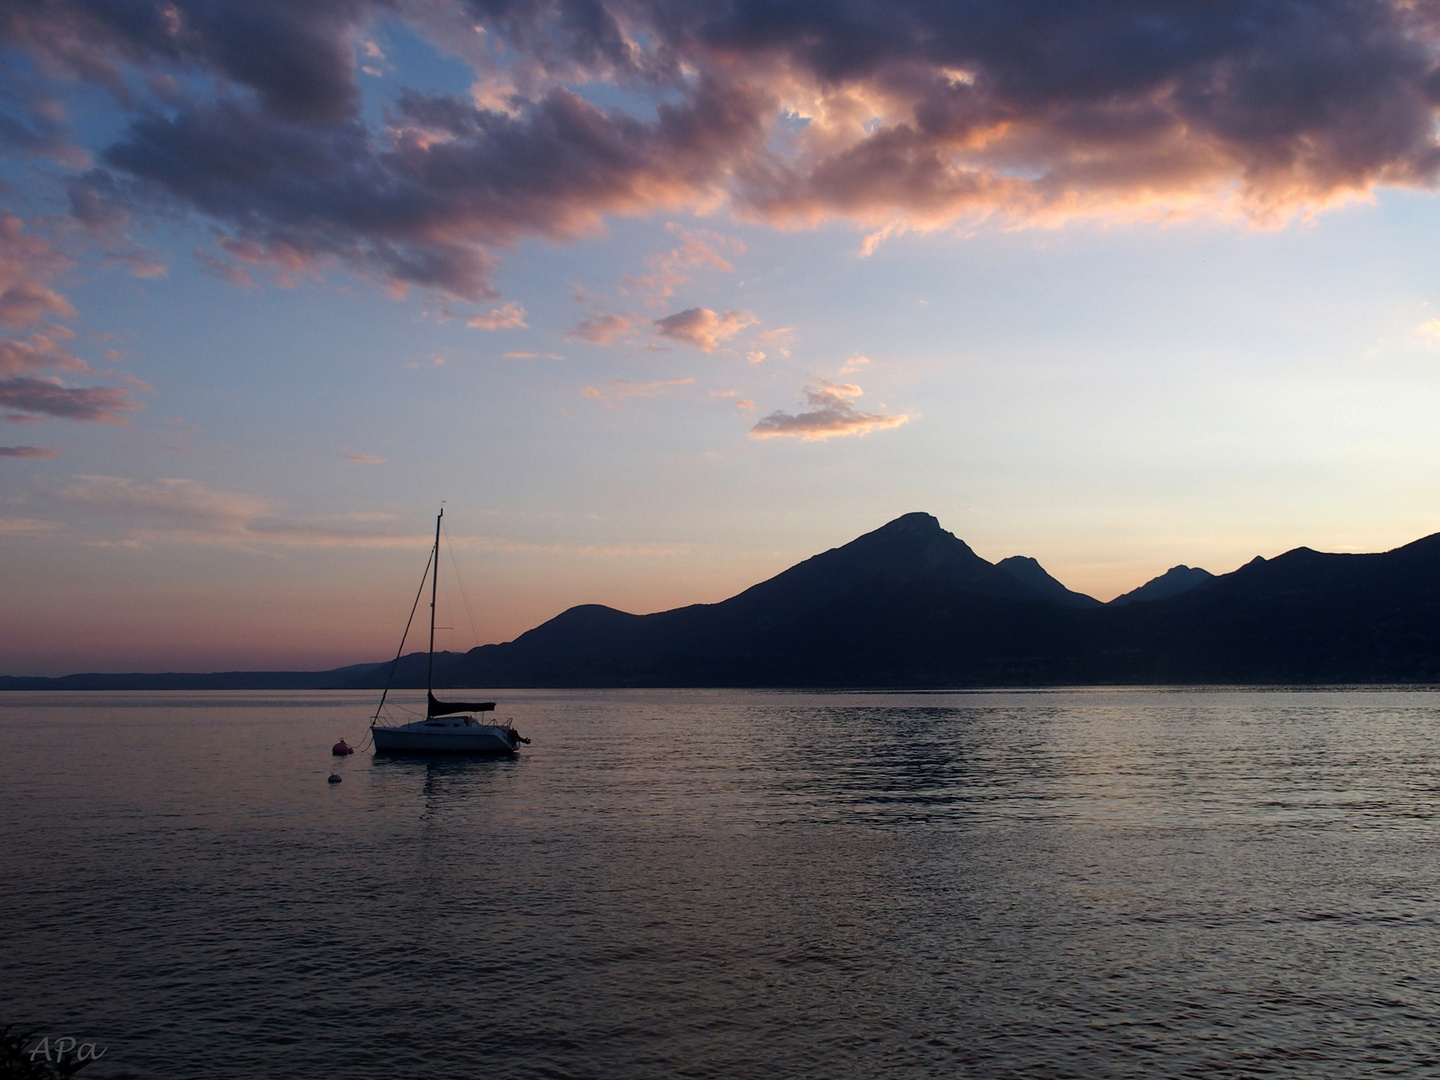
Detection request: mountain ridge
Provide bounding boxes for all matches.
[1109,565,1214,606]
[6,514,1440,688]
[996,555,1102,608]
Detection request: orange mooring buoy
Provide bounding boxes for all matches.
[332,739,354,756]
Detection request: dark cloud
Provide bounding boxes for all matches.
[0,376,140,423]
[84,76,764,297]
[1,0,375,122]
[0,72,87,165]
[6,0,1440,296]
[0,444,60,457]
[709,0,1440,225]
[452,0,657,82]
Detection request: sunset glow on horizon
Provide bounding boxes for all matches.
[7,0,1440,674]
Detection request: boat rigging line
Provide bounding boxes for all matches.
[370,542,435,728]
[442,517,484,652]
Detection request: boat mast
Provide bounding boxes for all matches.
[427,507,442,700]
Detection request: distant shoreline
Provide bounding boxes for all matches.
[7,674,1440,692]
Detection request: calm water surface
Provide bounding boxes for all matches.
[3,688,1440,1078]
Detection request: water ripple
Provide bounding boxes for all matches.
[4,688,1440,1077]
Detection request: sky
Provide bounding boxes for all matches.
[6,0,1440,675]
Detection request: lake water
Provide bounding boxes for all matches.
[3,688,1440,1078]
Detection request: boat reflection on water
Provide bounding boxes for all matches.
[370,749,525,819]
[370,748,520,779]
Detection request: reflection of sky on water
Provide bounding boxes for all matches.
[763,706,1068,827]
[5,688,1440,1077]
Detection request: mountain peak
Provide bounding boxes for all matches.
[1109,564,1214,606]
[830,513,988,578]
[713,512,1044,628]
[996,556,1101,608]
[870,511,945,536]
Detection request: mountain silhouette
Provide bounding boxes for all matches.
[443,516,1440,686]
[440,512,1071,686]
[7,514,1440,688]
[1108,565,1213,606]
[1099,536,1440,682]
[996,555,1102,608]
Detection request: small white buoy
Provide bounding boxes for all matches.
[328,773,342,784]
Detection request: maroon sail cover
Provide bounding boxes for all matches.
[427,692,496,717]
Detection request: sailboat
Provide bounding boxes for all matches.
[370,508,529,754]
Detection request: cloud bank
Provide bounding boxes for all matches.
[3,0,1436,300]
[0,213,142,423]
[45,475,432,548]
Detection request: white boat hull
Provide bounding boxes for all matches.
[372,719,519,754]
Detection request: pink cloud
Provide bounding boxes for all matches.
[751,326,795,358]
[0,516,60,534]
[466,300,528,330]
[0,333,90,376]
[43,475,435,548]
[54,475,276,532]
[653,308,758,352]
[102,247,167,279]
[569,310,639,345]
[582,377,695,403]
[622,224,744,304]
[216,235,316,289]
[750,382,909,441]
[0,216,157,420]
[0,215,74,330]
[193,248,255,289]
[0,445,61,458]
